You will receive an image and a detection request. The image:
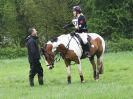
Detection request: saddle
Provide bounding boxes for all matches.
[70,32,91,58]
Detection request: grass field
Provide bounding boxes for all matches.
[0,51,133,99]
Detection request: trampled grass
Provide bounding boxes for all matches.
[0,51,133,99]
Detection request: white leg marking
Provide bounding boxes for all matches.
[78,63,83,75]
[67,65,71,76]
[45,60,49,66]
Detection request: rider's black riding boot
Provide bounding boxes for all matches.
[85,41,91,57]
[29,77,34,87]
[86,36,92,57]
[38,76,44,85]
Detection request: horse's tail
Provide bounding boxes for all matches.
[97,34,105,62]
[97,34,105,74]
[100,36,105,55]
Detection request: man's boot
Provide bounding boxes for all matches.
[29,78,34,87]
[38,76,44,85]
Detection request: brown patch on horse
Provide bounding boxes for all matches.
[90,37,103,57]
[45,44,53,52]
[57,44,80,64]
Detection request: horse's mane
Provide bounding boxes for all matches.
[50,37,58,42]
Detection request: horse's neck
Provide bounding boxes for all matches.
[48,34,80,52]
[53,34,70,47]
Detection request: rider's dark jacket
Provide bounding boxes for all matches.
[63,13,88,33]
[26,35,40,62]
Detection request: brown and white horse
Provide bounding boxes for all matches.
[42,33,105,84]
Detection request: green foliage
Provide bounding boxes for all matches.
[0,0,133,52]
[0,47,27,59]
[106,38,133,52]
[86,0,133,39]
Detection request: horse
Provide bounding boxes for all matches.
[42,33,105,84]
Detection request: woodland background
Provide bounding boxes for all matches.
[0,0,133,58]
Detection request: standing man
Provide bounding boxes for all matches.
[26,27,44,87]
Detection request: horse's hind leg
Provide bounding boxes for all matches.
[89,56,98,80]
[97,55,104,74]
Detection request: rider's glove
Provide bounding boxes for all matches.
[70,32,75,36]
[63,25,68,29]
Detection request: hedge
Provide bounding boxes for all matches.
[106,38,133,52]
[0,38,133,59]
[0,47,27,59]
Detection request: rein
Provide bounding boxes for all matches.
[48,52,61,66]
[54,53,61,63]
[66,34,80,49]
[64,34,81,65]
[66,36,73,49]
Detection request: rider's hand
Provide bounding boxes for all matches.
[70,32,75,36]
[63,25,68,29]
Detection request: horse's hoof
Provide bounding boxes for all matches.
[94,77,99,80]
[94,78,97,80]
[99,70,104,74]
[81,80,85,83]
[68,81,71,84]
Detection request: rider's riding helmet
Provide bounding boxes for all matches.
[72,6,81,13]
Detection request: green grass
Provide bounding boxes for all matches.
[0,51,133,99]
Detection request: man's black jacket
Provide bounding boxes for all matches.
[26,35,40,62]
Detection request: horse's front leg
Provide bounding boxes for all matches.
[78,63,85,83]
[66,65,71,84]
[64,60,71,84]
[77,59,84,83]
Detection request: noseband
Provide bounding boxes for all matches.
[45,52,55,67]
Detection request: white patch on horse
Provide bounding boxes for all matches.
[78,64,82,74]
[91,45,95,48]
[57,34,83,58]
[47,41,52,44]
[77,33,88,44]
[45,60,48,66]
[67,65,71,76]
[88,33,99,40]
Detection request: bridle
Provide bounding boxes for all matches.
[42,47,61,67]
[45,52,55,67]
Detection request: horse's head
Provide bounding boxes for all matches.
[41,44,55,70]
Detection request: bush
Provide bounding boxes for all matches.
[0,47,27,59]
[106,38,133,52]
[0,38,133,59]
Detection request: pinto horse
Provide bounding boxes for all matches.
[42,33,105,84]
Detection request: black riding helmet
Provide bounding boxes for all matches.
[72,6,81,13]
